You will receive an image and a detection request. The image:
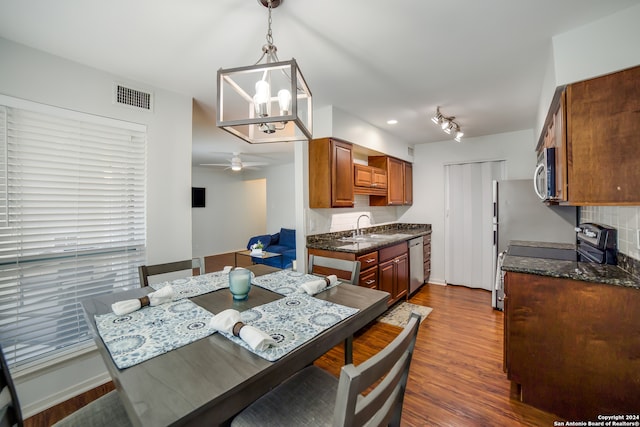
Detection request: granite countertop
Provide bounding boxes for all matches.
[502,240,639,290]
[306,223,431,255]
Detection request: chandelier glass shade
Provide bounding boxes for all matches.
[216,0,312,144]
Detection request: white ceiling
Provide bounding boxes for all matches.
[1,0,638,167]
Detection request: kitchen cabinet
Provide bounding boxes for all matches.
[504,271,640,420]
[537,65,640,205]
[309,138,354,208]
[378,242,408,305]
[353,164,387,196]
[357,251,379,289]
[307,247,379,289]
[368,156,413,206]
[423,232,431,283]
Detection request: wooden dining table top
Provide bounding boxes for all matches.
[82,264,390,427]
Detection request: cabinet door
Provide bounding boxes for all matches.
[553,91,567,202]
[395,253,409,300]
[353,164,373,187]
[331,139,354,207]
[372,167,387,189]
[403,162,413,205]
[387,157,405,205]
[566,65,640,204]
[378,259,395,300]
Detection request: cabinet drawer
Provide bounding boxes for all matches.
[379,242,408,262]
[357,251,378,268]
[359,267,378,289]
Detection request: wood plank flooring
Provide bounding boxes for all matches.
[315,283,563,426]
[26,283,562,426]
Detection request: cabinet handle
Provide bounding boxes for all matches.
[365,259,376,264]
[365,280,375,285]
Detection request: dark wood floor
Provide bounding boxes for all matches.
[316,284,562,427]
[26,283,562,426]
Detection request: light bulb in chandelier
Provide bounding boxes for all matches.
[278,89,292,116]
[253,80,271,117]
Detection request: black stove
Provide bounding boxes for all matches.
[576,223,617,265]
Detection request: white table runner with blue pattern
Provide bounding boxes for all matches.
[95,299,215,369]
[150,271,231,300]
[219,293,358,361]
[251,269,342,295]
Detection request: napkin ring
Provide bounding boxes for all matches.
[139,295,151,307]
[324,277,331,285]
[232,322,245,337]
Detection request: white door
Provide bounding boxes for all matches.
[444,161,504,290]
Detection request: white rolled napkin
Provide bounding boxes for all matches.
[209,309,275,351]
[300,274,338,295]
[222,266,233,273]
[111,286,175,316]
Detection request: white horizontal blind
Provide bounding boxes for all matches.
[0,96,147,367]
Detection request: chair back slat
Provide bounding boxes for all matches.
[138,258,203,287]
[308,255,361,285]
[333,312,421,427]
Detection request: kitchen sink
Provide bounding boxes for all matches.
[338,233,415,244]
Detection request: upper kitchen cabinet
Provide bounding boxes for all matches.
[353,163,387,196]
[309,137,354,208]
[368,156,413,206]
[538,65,640,205]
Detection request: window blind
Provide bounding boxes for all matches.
[0,96,147,368]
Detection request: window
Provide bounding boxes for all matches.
[0,95,147,368]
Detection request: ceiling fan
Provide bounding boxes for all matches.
[200,152,268,171]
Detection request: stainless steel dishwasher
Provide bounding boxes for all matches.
[408,236,424,295]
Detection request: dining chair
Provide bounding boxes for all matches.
[138,257,204,287]
[0,344,132,427]
[231,312,421,427]
[308,255,361,285]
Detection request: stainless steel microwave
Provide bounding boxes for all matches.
[534,147,556,201]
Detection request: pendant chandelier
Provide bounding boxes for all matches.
[216,0,312,144]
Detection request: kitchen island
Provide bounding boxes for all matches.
[501,241,640,420]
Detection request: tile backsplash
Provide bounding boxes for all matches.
[580,206,640,261]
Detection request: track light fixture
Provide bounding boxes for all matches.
[431,107,464,142]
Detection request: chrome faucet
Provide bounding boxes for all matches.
[356,214,370,236]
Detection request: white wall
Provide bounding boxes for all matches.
[0,37,193,415]
[405,130,536,285]
[191,167,267,257]
[191,162,297,258]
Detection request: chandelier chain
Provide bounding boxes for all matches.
[266,0,274,47]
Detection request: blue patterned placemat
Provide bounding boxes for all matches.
[150,271,230,300]
[251,270,341,295]
[220,293,359,361]
[95,299,216,369]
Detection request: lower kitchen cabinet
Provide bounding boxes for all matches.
[378,242,408,306]
[357,251,379,289]
[504,271,640,420]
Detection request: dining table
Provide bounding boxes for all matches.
[82,264,390,427]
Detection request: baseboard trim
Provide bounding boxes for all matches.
[22,372,112,419]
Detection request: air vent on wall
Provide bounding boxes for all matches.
[113,83,153,111]
[408,146,414,157]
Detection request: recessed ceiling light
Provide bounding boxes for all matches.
[387,119,398,125]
